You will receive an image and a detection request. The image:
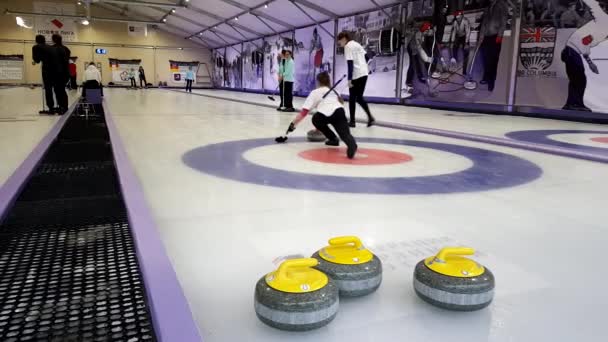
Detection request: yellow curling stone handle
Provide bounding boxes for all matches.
[265,258,328,293]
[319,236,374,265]
[425,247,485,278]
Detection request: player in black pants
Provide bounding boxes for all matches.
[337,31,375,128]
[286,72,357,159]
[32,35,55,115]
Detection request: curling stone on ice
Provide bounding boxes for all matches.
[312,236,382,297]
[413,247,494,311]
[254,258,339,331]
[307,129,326,142]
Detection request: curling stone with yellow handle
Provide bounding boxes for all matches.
[413,247,495,311]
[311,236,382,297]
[254,258,339,331]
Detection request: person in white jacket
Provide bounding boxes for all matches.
[561,0,608,111]
[82,62,103,98]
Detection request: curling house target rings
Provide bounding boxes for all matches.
[506,130,608,155]
[182,137,543,194]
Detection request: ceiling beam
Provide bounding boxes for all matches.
[145,6,246,42]
[5,9,164,24]
[288,1,334,37]
[92,3,210,47]
[183,5,264,36]
[186,0,290,39]
[96,0,185,10]
[215,0,294,29]
[291,0,337,18]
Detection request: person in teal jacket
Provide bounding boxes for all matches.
[279,50,295,112]
[185,66,195,93]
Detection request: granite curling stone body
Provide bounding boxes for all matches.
[312,236,382,297]
[413,247,495,311]
[306,129,326,142]
[254,258,339,331]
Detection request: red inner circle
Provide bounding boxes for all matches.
[298,148,413,165]
[590,137,608,144]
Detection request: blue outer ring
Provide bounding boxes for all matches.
[182,137,543,194]
[506,130,608,155]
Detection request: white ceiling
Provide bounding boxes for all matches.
[91,0,402,48]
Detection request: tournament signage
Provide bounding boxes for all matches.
[33,2,78,42]
[109,58,141,84]
[169,60,199,85]
[0,55,24,80]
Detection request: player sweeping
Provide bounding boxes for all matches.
[279,72,358,159]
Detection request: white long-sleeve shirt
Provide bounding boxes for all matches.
[83,65,102,83]
[566,0,608,55]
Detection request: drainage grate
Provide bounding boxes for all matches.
[0,101,158,341]
[18,162,119,201]
[0,222,155,342]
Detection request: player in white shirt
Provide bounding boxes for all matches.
[82,62,103,98]
[561,0,608,111]
[337,31,375,128]
[286,72,358,159]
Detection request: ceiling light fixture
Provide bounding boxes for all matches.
[81,19,90,25]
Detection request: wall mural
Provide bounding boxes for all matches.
[243,39,264,90]
[336,6,402,98]
[212,0,608,115]
[516,0,608,113]
[263,33,294,91]
[225,44,242,89]
[293,22,335,95]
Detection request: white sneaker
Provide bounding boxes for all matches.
[431,71,441,79]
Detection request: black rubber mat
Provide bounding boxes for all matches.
[0,100,158,341]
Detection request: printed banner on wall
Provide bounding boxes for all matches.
[226,44,243,89]
[336,6,401,98]
[263,34,294,91]
[243,40,264,90]
[109,58,141,84]
[0,55,24,80]
[169,60,199,85]
[33,2,78,42]
[128,22,148,37]
[294,22,335,95]
[400,0,514,105]
[515,0,608,113]
[212,48,226,87]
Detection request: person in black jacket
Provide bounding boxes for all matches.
[52,34,70,114]
[138,66,147,88]
[32,35,55,114]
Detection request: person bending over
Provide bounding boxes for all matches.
[337,31,375,128]
[287,72,358,159]
[82,62,103,98]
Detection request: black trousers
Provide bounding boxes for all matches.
[82,80,103,97]
[52,76,69,110]
[69,75,77,89]
[348,76,373,123]
[481,35,502,84]
[406,46,426,86]
[283,81,294,109]
[130,78,136,88]
[452,36,470,75]
[42,73,55,110]
[186,79,193,92]
[312,108,357,149]
[140,76,147,88]
[279,81,285,108]
[561,46,586,108]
